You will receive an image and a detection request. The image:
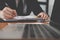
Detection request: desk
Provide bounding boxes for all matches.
[0,22,60,39]
[0,21,49,29]
[0,16,50,29]
[0,22,49,39]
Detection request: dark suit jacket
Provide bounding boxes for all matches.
[0,0,43,16]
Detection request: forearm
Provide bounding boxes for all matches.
[30,0,44,15]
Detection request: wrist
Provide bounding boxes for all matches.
[0,11,4,19]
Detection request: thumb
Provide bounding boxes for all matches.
[37,14,42,18]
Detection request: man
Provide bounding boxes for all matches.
[0,0,48,20]
[50,0,60,30]
[0,0,48,38]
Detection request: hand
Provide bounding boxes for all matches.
[37,12,48,20]
[1,7,17,19]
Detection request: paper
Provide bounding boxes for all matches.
[14,16,37,19]
[4,16,43,21]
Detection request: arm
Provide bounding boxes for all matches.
[30,0,48,19]
[30,0,43,15]
[0,0,17,19]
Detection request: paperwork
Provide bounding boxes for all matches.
[3,16,43,22]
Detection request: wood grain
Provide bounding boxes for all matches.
[0,23,8,29]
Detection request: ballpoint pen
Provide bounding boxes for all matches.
[5,2,9,7]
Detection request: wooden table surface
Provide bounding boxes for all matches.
[0,21,49,29]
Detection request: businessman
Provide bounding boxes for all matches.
[50,0,60,30]
[0,0,48,20]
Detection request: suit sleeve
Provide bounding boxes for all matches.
[30,0,44,15]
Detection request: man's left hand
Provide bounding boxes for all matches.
[37,12,48,20]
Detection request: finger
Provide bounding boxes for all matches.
[4,16,10,19]
[5,7,13,12]
[42,15,47,19]
[43,15,47,19]
[38,14,44,18]
[3,7,16,17]
[40,13,48,19]
[40,14,44,19]
[3,7,13,13]
[3,10,15,17]
[4,13,14,19]
[4,14,13,19]
[44,14,48,19]
[4,16,13,19]
[37,14,41,17]
[13,10,17,16]
[6,9,17,17]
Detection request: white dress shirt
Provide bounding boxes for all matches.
[16,0,19,7]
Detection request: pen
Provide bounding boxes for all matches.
[5,3,8,7]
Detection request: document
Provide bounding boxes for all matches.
[3,16,43,21]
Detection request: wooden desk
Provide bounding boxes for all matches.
[0,21,49,29]
[0,23,8,29]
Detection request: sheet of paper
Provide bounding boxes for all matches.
[14,16,37,19]
[3,16,43,21]
[4,16,37,21]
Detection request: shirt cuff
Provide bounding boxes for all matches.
[0,11,5,19]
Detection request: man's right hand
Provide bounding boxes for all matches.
[0,7,17,19]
